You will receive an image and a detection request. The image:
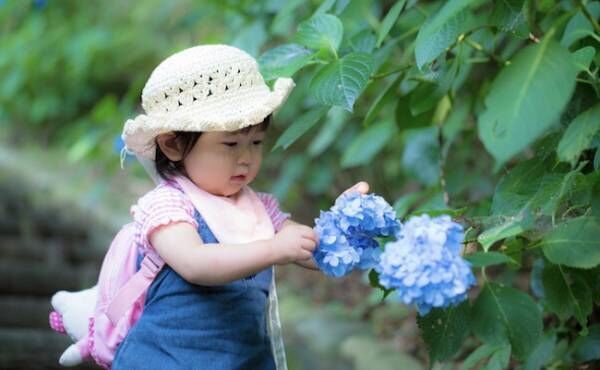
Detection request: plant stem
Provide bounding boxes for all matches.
[371,64,412,79]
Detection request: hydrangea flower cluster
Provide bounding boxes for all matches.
[313,192,400,277]
[377,214,476,315]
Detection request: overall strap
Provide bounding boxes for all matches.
[105,251,164,325]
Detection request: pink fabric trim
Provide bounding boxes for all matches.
[256,192,291,232]
[49,311,65,334]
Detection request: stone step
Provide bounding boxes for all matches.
[0,296,54,329]
[0,328,97,370]
[0,261,98,296]
[0,235,106,265]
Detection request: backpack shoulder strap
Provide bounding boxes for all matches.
[105,250,164,325]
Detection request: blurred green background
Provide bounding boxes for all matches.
[1,0,598,369]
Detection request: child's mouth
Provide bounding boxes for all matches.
[231,175,246,182]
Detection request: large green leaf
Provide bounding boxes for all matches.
[541,217,600,269]
[309,52,374,112]
[415,0,478,69]
[472,283,542,360]
[402,127,440,186]
[557,104,600,166]
[477,207,533,251]
[258,43,314,81]
[491,158,547,216]
[560,2,600,47]
[542,264,592,332]
[417,301,471,363]
[478,37,577,167]
[272,107,329,151]
[377,0,407,47]
[341,119,397,168]
[295,13,344,52]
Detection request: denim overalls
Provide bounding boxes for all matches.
[112,210,277,370]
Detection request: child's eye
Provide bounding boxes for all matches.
[223,142,238,147]
[253,140,263,145]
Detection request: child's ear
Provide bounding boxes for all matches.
[156,133,184,161]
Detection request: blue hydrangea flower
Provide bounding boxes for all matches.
[377,214,476,315]
[313,192,401,277]
[313,211,360,277]
[331,192,400,237]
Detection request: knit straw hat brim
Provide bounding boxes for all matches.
[123,77,295,160]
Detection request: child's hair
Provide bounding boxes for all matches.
[155,114,272,180]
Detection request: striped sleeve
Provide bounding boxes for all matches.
[130,183,198,251]
[256,192,291,232]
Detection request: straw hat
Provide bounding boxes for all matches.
[122,44,295,160]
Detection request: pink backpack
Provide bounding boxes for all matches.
[49,222,164,369]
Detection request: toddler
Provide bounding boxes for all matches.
[108,44,367,369]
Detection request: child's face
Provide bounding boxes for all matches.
[184,127,265,197]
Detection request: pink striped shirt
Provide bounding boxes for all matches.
[130,181,290,252]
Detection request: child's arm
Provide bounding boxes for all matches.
[150,221,317,286]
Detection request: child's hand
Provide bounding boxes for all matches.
[341,181,370,196]
[271,224,317,265]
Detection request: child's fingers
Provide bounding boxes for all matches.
[342,181,370,195]
[301,238,316,251]
[298,250,313,260]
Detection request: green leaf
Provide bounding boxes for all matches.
[465,251,515,267]
[350,29,377,53]
[308,106,349,157]
[258,43,314,81]
[477,37,577,167]
[572,46,596,72]
[490,0,528,35]
[557,104,600,166]
[459,343,501,370]
[472,283,542,360]
[272,107,329,151]
[571,324,600,362]
[417,301,471,363]
[363,73,402,126]
[491,158,548,216]
[395,90,436,130]
[402,127,440,186]
[368,269,394,299]
[409,82,444,116]
[393,192,423,218]
[542,264,592,332]
[486,344,511,370]
[341,119,397,168]
[309,52,374,112]
[521,332,556,370]
[415,0,478,69]
[541,216,600,269]
[477,207,534,251]
[560,2,600,47]
[377,0,407,47]
[295,13,344,53]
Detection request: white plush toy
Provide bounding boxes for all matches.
[50,286,98,366]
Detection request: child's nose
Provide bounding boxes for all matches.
[237,145,252,164]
